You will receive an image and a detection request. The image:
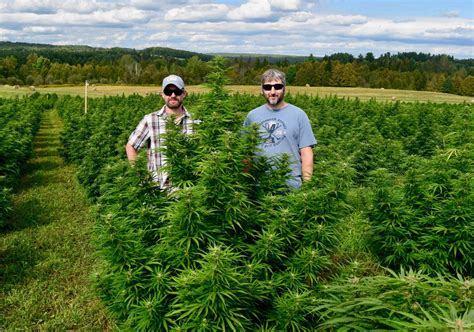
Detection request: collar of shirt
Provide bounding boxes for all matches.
[156,106,191,124]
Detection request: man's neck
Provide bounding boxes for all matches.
[165,106,185,116]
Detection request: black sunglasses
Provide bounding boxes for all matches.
[163,88,184,96]
[262,83,285,91]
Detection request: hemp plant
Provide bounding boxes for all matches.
[93,57,353,330]
[368,144,473,276]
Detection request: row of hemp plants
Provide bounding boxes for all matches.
[0,93,54,227]
[297,95,473,276]
[56,58,473,328]
[369,145,473,276]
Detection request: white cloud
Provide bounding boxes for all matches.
[148,32,170,41]
[93,7,151,24]
[348,17,474,43]
[269,0,301,11]
[131,0,190,11]
[286,11,313,23]
[165,4,229,22]
[130,0,163,10]
[425,25,474,39]
[189,33,229,43]
[59,1,111,14]
[319,15,368,26]
[0,27,18,39]
[23,26,57,33]
[4,0,57,14]
[228,0,272,21]
[0,0,473,59]
[0,6,151,28]
[2,0,111,14]
[443,11,460,18]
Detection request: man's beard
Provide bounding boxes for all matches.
[166,98,182,109]
[266,93,284,106]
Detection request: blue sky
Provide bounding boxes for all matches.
[322,0,473,19]
[0,0,473,58]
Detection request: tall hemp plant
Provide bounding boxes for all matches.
[368,144,473,276]
[94,56,348,330]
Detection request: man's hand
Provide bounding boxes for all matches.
[243,158,252,173]
[125,144,138,162]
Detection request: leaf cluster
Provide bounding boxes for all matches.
[368,144,473,276]
[313,268,473,330]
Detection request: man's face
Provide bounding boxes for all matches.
[162,84,186,109]
[262,79,285,107]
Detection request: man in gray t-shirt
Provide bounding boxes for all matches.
[244,69,317,189]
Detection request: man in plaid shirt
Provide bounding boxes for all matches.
[125,74,193,189]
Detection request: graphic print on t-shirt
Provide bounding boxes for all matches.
[260,118,287,147]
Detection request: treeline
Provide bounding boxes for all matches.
[0,42,473,96]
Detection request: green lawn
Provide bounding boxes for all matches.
[0,109,112,330]
[0,84,472,103]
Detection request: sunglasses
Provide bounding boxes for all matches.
[262,83,285,91]
[163,88,184,96]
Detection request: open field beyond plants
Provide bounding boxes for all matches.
[1,84,473,103]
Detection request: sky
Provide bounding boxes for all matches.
[0,0,473,59]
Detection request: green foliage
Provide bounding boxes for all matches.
[58,93,170,199]
[55,60,474,329]
[1,108,111,330]
[0,185,12,227]
[73,60,344,329]
[167,244,260,330]
[1,42,473,95]
[369,142,473,275]
[0,94,53,227]
[313,268,473,330]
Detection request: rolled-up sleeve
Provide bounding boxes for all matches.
[127,116,150,151]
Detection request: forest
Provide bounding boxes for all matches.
[0,41,473,96]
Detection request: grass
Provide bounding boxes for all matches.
[0,109,112,330]
[0,83,472,103]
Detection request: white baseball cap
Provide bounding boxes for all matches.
[162,74,185,90]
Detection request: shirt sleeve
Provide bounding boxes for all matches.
[127,115,150,150]
[243,114,251,127]
[298,112,317,149]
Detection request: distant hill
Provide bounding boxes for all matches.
[208,52,309,64]
[0,41,213,64]
[0,41,310,65]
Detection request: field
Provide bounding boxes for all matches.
[1,62,473,330]
[1,83,473,103]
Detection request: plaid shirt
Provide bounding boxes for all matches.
[127,106,193,188]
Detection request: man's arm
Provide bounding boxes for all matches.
[125,143,138,161]
[126,116,149,162]
[300,146,314,182]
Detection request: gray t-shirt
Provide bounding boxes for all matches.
[244,103,317,188]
